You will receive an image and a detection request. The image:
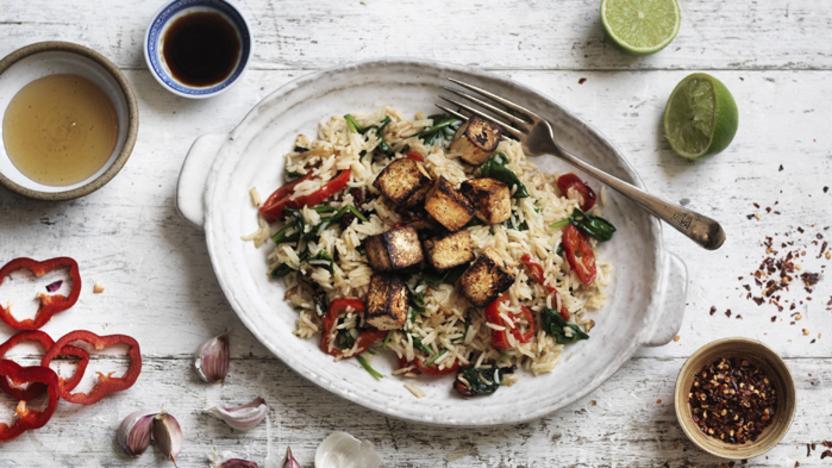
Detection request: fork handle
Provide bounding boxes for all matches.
[553,143,726,250]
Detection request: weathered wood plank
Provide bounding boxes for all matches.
[0,356,825,467]
[1,0,831,71]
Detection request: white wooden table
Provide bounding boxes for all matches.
[2,1,831,466]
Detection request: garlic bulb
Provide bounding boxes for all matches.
[208,397,269,431]
[116,411,155,456]
[194,333,230,383]
[314,431,381,468]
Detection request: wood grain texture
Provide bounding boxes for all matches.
[0,0,831,466]
[1,1,831,71]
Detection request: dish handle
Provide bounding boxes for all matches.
[641,251,688,347]
[176,133,228,228]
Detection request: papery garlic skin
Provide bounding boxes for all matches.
[116,411,155,456]
[152,412,183,464]
[283,447,300,468]
[219,459,259,468]
[314,431,381,468]
[194,333,230,383]
[208,397,268,431]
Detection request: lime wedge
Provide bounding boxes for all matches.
[663,73,739,159]
[601,0,681,55]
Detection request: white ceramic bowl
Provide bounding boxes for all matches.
[0,42,138,200]
[176,59,688,426]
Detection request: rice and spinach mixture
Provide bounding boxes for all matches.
[246,108,615,397]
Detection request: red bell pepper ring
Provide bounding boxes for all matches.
[556,173,597,212]
[320,298,385,358]
[0,359,59,441]
[405,150,425,162]
[520,254,570,320]
[41,330,141,405]
[562,224,597,286]
[0,257,81,330]
[397,356,459,376]
[259,170,352,223]
[484,294,536,350]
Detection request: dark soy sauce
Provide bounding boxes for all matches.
[163,12,241,86]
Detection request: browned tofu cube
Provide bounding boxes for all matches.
[449,116,502,165]
[362,226,424,272]
[423,230,474,270]
[365,273,408,330]
[457,255,515,307]
[373,158,431,208]
[460,177,512,225]
[424,177,474,232]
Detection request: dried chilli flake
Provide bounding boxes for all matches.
[688,357,777,444]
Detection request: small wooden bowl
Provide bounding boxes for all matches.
[674,338,796,460]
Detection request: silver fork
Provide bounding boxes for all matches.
[438,78,726,250]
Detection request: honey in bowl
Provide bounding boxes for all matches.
[2,74,118,186]
[163,11,241,87]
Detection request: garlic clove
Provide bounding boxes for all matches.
[283,447,300,468]
[219,459,259,468]
[194,332,230,383]
[152,412,183,465]
[116,411,155,456]
[314,431,381,468]
[208,397,268,432]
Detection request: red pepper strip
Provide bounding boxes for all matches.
[484,294,536,350]
[556,173,597,211]
[259,170,352,223]
[0,359,59,441]
[258,173,313,222]
[0,331,90,399]
[520,254,570,320]
[320,298,385,358]
[0,257,81,330]
[41,330,141,405]
[397,356,459,376]
[562,225,597,286]
[405,150,424,162]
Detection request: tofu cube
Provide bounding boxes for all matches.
[457,255,515,307]
[373,158,432,208]
[460,177,512,224]
[362,226,424,272]
[423,230,475,270]
[449,116,502,165]
[365,273,408,330]
[423,177,474,232]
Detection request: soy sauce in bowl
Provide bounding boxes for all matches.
[163,11,241,87]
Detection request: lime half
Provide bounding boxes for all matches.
[601,0,681,55]
[663,73,739,159]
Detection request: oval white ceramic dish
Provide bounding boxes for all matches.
[176,59,688,426]
[0,41,138,200]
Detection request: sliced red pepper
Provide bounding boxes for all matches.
[397,355,459,376]
[259,170,351,223]
[41,330,141,405]
[520,254,570,320]
[0,257,81,330]
[484,294,536,350]
[562,224,597,286]
[556,173,596,211]
[0,359,59,441]
[405,150,424,162]
[320,298,385,358]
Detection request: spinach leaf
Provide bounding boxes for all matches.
[569,208,616,242]
[422,265,467,287]
[540,308,589,344]
[356,354,384,380]
[479,153,529,198]
[308,250,334,272]
[344,114,363,133]
[453,365,515,397]
[416,114,462,144]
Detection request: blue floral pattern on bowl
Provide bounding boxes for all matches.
[145,0,251,98]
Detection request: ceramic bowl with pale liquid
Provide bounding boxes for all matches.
[0,42,138,200]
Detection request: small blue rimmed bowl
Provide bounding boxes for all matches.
[144,0,251,99]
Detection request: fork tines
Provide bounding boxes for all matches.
[437,78,539,140]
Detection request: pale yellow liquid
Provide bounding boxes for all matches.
[2,74,118,186]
